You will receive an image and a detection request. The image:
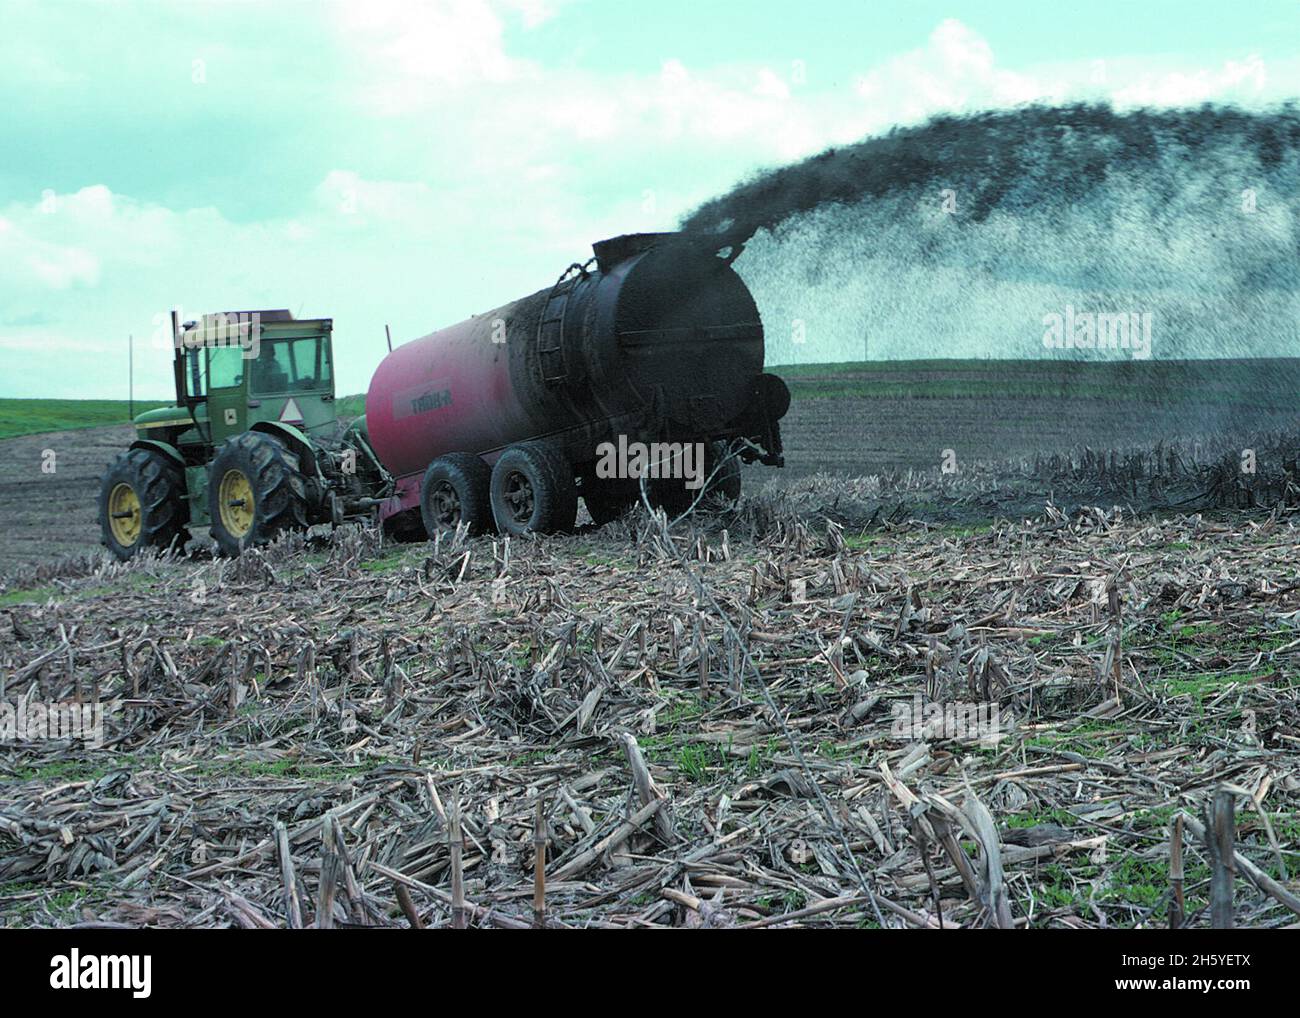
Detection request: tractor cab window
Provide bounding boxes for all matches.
[208,346,245,389]
[250,338,331,395]
[184,347,206,398]
[184,345,245,396]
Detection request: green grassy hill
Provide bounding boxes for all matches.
[335,394,366,418]
[0,399,171,441]
[0,395,371,441]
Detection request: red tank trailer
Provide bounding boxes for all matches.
[363,231,789,536]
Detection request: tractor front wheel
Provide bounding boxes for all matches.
[98,448,190,560]
[207,432,308,555]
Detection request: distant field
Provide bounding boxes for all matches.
[0,395,369,440]
[0,399,170,440]
[765,357,1300,480]
[773,357,1300,407]
[6,358,1296,440]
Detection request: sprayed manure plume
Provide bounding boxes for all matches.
[683,104,1300,366]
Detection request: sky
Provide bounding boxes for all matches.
[2,0,1299,399]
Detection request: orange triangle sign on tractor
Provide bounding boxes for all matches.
[279,397,305,424]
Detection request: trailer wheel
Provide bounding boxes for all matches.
[490,442,577,536]
[583,479,641,527]
[207,431,308,556]
[98,448,190,561]
[420,453,493,536]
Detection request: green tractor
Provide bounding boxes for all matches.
[98,310,388,560]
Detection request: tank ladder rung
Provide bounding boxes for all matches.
[536,258,593,386]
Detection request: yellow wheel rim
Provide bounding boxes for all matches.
[107,482,142,546]
[218,468,255,538]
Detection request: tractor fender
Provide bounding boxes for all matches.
[128,438,186,469]
[248,421,320,478]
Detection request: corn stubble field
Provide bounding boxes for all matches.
[3,366,1300,929]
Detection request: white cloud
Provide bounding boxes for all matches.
[499,0,564,29]
[313,170,436,223]
[332,2,854,161]
[855,20,1054,125]
[0,210,100,290]
[0,170,610,397]
[1112,54,1269,107]
[337,0,532,114]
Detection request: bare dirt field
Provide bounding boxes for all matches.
[5,357,1300,573]
[773,392,1300,479]
[0,424,136,573]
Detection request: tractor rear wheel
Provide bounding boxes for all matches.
[490,442,577,536]
[207,431,308,556]
[420,452,493,536]
[98,448,190,560]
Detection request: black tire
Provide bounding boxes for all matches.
[583,478,641,527]
[382,507,426,543]
[98,448,190,561]
[647,475,696,517]
[649,440,741,517]
[207,431,308,556]
[420,453,493,536]
[490,442,577,536]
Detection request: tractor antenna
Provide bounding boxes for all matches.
[385,323,393,352]
[128,333,134,421]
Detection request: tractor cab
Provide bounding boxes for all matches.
[174,310,337,447]
[127,311,338,455]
